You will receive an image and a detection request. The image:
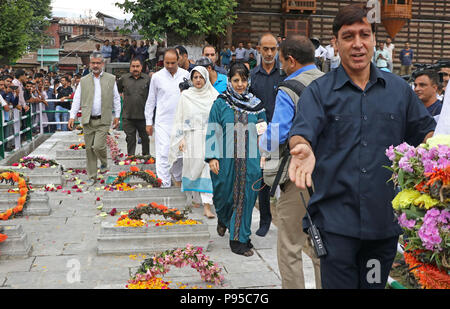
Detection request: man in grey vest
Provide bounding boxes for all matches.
[68,52,121,186]
[259,35,323,289]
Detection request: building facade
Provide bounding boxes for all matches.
[231,0,450,72]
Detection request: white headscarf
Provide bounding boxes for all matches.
[169,66,219,166]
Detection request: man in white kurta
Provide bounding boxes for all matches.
[145,49,190,187]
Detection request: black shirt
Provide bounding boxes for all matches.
[289,63,436,240]
[250,63,285,122]
[117,72,151,119]
[56,86,73,109]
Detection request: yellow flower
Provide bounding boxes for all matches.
[413,194,440,209]
[392,189,421,210]
[426,134,450,148]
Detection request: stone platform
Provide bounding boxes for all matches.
[0,166,65,187]
[0,191,51,216]
[0,225,31,257]
[101,187,188,213]
[97,220,210,255]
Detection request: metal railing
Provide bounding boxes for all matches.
[1,98,123,159]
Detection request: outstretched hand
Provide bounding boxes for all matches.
[288,143,315,189]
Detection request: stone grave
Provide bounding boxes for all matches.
[0,166,65,187]
[0,191,51,216]
[97,219,210,255]
[101,187,188,213]
[54,142,115,169]
[0,224,32,257]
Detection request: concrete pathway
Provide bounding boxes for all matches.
[0,131,317,289]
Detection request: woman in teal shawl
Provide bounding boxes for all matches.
[205,63,267,257]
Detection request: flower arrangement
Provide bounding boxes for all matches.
[12,156,59,170]
[126,244,225,289]
[111,166,162,187]
[129,202,190,221]
[119,155,156,165]
[0,170,30,244]
[386,135,449,288]
[69,143,85,150]
[106,134,122,164]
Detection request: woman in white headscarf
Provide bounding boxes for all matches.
[169,66,219,218]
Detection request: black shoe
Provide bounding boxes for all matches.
[255,222,271,237]
[217,221,226,237]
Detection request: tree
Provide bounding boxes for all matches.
[0,0,52,65]
[116,0,237,43]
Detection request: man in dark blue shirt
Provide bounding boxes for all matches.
[288,4,436,289]
[249,33,285,237]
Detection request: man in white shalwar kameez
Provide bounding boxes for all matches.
[145,49,190,187]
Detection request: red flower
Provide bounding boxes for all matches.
[109,208,117,216]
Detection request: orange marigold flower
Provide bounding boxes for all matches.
[0,233,8,242]
[11,173,20,183]
[130,166,140,172]
[17,196,26,206]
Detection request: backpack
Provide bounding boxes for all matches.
[263,79,306,196]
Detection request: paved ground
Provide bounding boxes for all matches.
[0,131,317,289]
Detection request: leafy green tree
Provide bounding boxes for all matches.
[0,0,52,64]
[26,0,53,49]
[116,0,237,41]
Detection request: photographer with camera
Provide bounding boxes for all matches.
[144,48,190,188]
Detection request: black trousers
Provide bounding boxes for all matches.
[257,180,272,226]
[122,118,149,156]
[320,231,399,289]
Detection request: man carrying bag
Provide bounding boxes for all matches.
[259,35,324,289]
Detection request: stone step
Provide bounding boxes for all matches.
[97,221,210,255]
[56,149,113,160]
[0,191,51,216]
[0,224,32,257]
[56,159,117,170]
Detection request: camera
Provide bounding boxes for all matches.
[178,77,191,92]
[403,59,450,83]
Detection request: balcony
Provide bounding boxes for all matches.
[282,0,316,13]
[381,0,412,19]
[381,0,412,38]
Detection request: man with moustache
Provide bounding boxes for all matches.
[68,52,121,186]
[249,33,285,238]
[287,4,436,289]
[117,58,151,156]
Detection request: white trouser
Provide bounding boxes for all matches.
[155,125,172,187]
[188,191,213,205]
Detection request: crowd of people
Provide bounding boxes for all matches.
[1,3,449,289]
